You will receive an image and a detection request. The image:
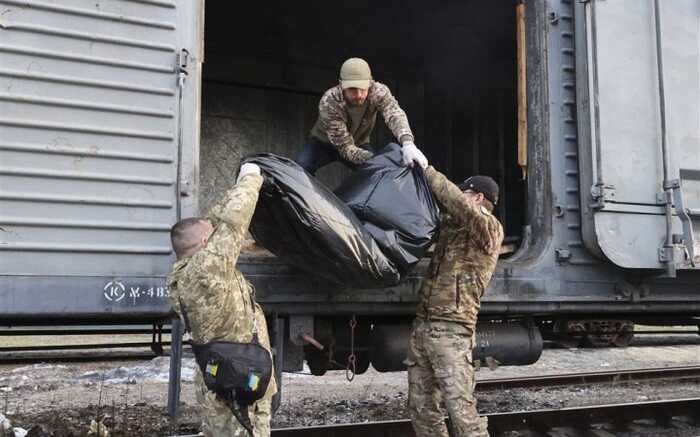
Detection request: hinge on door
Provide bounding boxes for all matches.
[555,249,572,263]
[668,179,696,267]
[177,49,189,88]
[178,48,189,71]
[548,11,559,25]
[657,179,696,273]
[590,183,616,209]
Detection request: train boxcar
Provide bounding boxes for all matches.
[1,0,699,395]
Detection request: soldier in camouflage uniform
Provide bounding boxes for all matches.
[407,168,504,437]
[167,163,277,437]
[296,57,428,174]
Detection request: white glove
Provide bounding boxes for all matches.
[401,142,428,169]
[237,163,261,183]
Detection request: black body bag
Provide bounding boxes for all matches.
[244,153,401,288]
[335,143,440,274]
[191,338,272,406]
[243,145,439,288]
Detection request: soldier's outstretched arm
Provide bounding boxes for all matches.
[175,174,263,329]
[204,173,264,265]
[425,166,503,254]
[425,166,482,222]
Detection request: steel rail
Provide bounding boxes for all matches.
[0,341,173,363]
[0,328,171,336]
[488,397,700,434]
[545,329,699,336]
[476,365,700,391]
[0,350,159,364]
[0,341,170,352]
[263,397,700,437]
[0,325,172,362]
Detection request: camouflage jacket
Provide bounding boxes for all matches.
[416,166,504,333]
[309,81,414,164]
[168,174,269,348]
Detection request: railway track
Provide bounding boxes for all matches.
[1,324,697,364]
[0,324,171,363]
[3,333,700,389]
[0,342,170,364]
[0,348,162,364]
[168,397,700,437]
[3,351,698,435]
[475,364,700,391]
[3,339,700,365]
[163,367,700,436]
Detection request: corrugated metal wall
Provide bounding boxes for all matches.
[0,0,184,277]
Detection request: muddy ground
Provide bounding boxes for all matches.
[1,334,700,436]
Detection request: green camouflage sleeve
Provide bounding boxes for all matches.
[207,174,263,231]
[204,173,263,267]
[318,90,373,165]
[372,82,414,144]
[425,166,504,254]
[174,175,263,336]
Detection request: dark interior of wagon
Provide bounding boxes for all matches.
[200,1,525,251]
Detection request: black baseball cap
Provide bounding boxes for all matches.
[458,175,499,205]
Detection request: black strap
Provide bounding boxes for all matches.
[222,393,254,436]
[178,297,192,333]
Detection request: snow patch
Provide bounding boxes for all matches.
[78,357,198,385]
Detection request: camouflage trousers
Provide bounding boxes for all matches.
[195,370,276,437]
[407,319,488,437]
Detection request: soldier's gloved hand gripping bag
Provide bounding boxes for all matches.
[244,143,439,288]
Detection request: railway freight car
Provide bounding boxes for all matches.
[1,0,699,413]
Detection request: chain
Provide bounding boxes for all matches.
[345,315,357,381]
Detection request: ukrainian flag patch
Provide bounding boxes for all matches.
[205,363,218,377]
[247,373,260,391]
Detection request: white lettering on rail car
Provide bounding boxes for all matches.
[102,281,170,305]
[128,286,170,305]
[103,281,126,302]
